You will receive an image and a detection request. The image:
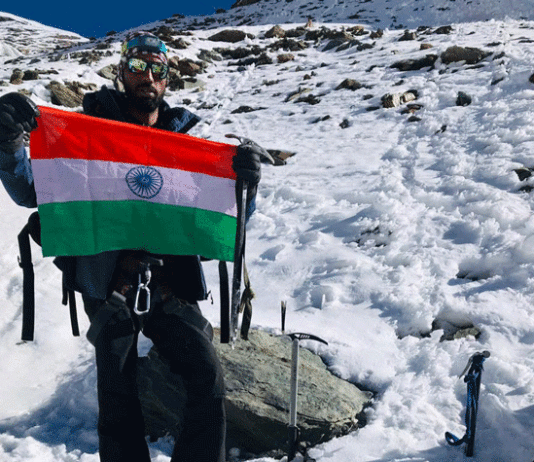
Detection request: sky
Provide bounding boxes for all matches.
[3,1,235,38]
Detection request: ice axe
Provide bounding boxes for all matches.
[286,332,328,462]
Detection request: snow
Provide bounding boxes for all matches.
[2,2,534,461]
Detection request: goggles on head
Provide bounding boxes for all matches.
[122,34,168,56]
[127,57,169,80]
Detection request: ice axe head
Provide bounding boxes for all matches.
[225,133,276,165]
[287,332,328,345]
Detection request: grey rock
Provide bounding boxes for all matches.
[381,91,417,108]
[265,25,286,39]
[456,91,472,106]
[441,46,491,65]
[10,69,24,84]
[391,54,438,71]
[335,79,363,91]
[97,64,118,81]
[138,329,370,455]
[208,29,253,43]
[198,49,223,63]
[47,81,83,108]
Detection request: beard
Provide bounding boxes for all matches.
[124,83,164,113]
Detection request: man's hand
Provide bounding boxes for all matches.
[228,135,274,186]
[0,93,40,154]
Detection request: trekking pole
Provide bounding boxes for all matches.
[286,333,328,462]
[229,177,248,345]
[445,350,490,457]
[223,134,275,345]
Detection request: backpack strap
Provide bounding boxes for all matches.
[219,260,230,343]
[18,211,80,341]
[18,221,35,341]
[62,282,80,337]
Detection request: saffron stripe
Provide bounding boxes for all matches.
[32,158,237,217]
[30,106,237,179]
[38,201,237,261]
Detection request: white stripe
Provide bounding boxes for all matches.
[33,158,237,217]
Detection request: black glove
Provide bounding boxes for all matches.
[0,92,40,154]
[232,138,267,186]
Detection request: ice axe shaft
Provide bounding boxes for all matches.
[287,332,328,462]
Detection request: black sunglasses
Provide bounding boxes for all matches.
[127,57,169,80]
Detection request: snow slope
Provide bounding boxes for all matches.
[2,2,534,461]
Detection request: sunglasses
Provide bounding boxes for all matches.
[127,58,169,80]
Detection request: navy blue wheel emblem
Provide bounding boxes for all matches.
[126,166,163,199]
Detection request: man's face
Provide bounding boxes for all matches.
[122,56,167,113]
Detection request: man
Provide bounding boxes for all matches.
[0,31,266,462]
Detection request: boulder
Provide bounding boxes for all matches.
[381,90,418,108]
[335,79,363,91]
[440,46,491,65]
[208,29,252,43]
[265,25,286,39]
[137,329,370,455]
[48,81,83,107]
[391,54,438,71]
[456,91,472,106]
[277,53,295,64]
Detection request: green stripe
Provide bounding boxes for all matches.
[38,201,237,261]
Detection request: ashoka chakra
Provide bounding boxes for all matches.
[126,166,164,199]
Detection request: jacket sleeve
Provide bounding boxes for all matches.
[0,145,37,208]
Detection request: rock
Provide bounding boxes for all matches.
[390,54,438,71]
[231,105,266,114]
[169,57,207,76]
[217,46,262,60]
[514,167,534,181]
[48,81,83,108]
[167,38,190,50]
[381,90,417,108]
[456,91,472,106]
[285,87,312,102]
[347,25,366,36]
[265,25,286,39]
[440,46,491,65]
[265,149,296,166]
[231,0,261,6]
[138,329,370,454]
[370,29,384,39]
[431,319,482,342]
[97,64,118,81]
[277,53,295,64]
[233,52,273,67]
[208,29,253,43]
[399,30,417,41]
[335,79,363,91]
[168,75,206,92]
[22,70,39,81]
[198,49,223,63]
[270,38,308,52]
[420,43,433,50]
[9,69,23,84]
[433,25,454,35]
[295,94,321,105]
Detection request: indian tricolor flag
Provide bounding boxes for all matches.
[30,106,238,261]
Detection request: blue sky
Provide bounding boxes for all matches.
[4,1,235,38]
